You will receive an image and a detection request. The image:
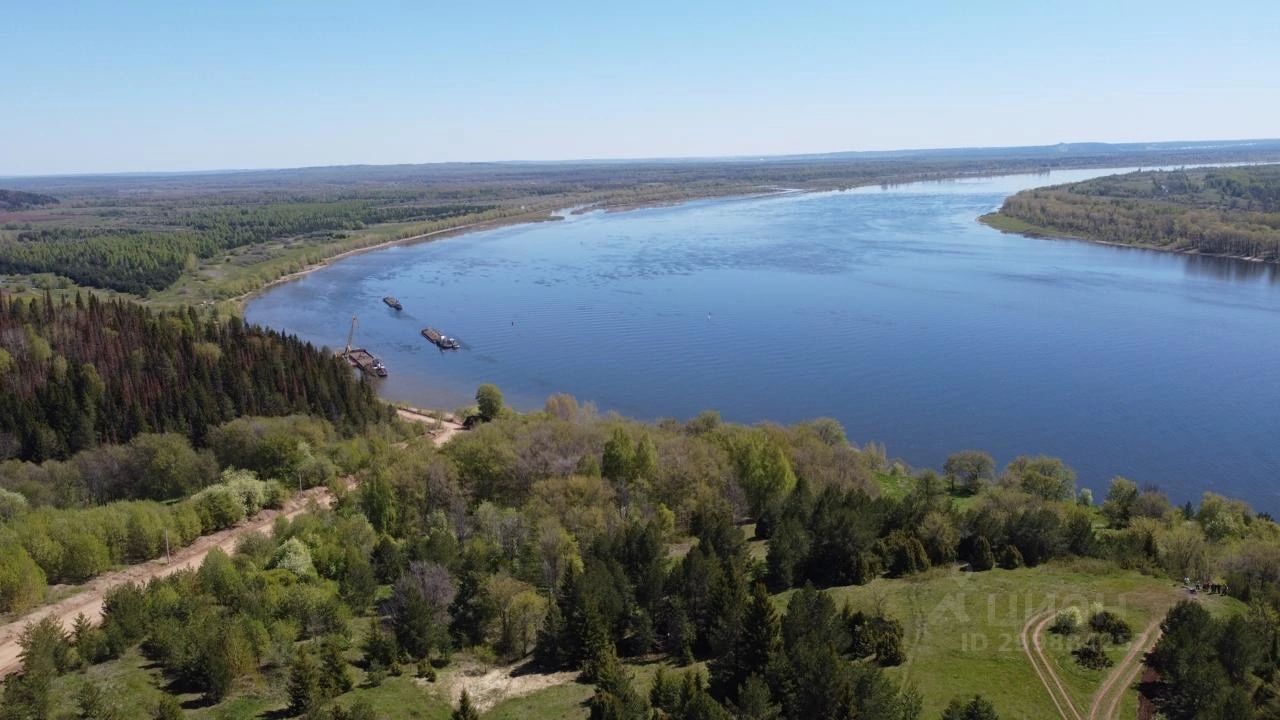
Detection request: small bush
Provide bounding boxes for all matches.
[1072,635,1113,669]
[1049,606,1083,635]
[1089,610,1133,644]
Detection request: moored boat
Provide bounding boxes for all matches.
[421,327,460,349]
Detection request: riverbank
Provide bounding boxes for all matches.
[978,211,1277,265]
[230,186,813,311]
[227,210,563,310]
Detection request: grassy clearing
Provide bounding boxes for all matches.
[483,678,594,720]
[874,472,981,512]
[977,212,1057,236]
[808,560,1188,719]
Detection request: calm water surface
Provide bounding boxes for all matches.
[246,169,1280,511]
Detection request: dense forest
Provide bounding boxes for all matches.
[986,165,1280,261]
[0,191,58,212]
[0,293,389,463]
[0,203,491,295]
[5,382,1280,718]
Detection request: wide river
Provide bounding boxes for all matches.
[247,168,1280,512]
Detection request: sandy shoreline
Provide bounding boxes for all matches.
[231,189,801,310]
[231,211,560,309]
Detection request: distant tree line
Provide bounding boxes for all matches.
[993,166,1280,261]
[0,202,492,294]
[0,190,58,212]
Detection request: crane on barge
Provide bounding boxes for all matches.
[339,315,387,377]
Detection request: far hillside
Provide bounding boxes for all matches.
[982,165,1280,261]
[0,190,58,211]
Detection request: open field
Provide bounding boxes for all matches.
[809,561,1242,719]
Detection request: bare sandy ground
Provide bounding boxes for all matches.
[435,659,579,713]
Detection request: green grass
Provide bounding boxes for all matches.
[873,472,981,512]
[807,560,1188,719]
[483,678,594,720]
[977,212,1057,236]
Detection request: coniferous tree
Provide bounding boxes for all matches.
[710,583,781,702]
[452,690,481,720]
[288,648,324,716]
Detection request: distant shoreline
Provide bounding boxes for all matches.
[230,212,559,310]
[232,188,803,310]
[977,211,1277,265]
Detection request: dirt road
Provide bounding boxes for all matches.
[1022,608,1167,720]
[0,485,336,676]
[0,411,465,677]
[1021,610,1083,720]
[396,407,465,445]
[1089,619,1162,720]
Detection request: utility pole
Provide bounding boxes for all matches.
[164,528,170,564]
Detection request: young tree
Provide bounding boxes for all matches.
[1101,477,1139,528]
[75,680,121,720]
[943,451,994,494]
[475,384,504,422]
[320,635,354,696]
[729,674,782,720]
[288,648,324,716]
[452,689,481,720]
[941,695,999,720]
[602,428,635,483]
[710,582,781,702]
[450,565,496,648]
[391,562,456,660]
[971,536,995,572]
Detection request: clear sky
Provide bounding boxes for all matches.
[3,0,1277,175]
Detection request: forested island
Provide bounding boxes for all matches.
[982,165,1280,261]
[1,300,1279,719]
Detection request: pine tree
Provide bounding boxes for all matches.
[971,536,995,572]
[450,567,495,648]
[76,680,121,720]
[730,674,781,720]
[320,635,354,695]
[602,428,635,482]
[288,648,324,715]
[452,689,481,720]
[535,593,564,669]
[710,583,780,701]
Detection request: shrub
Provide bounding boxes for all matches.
[272,538,317,578]
[1089,610,1133,644]
[0,542,46,613]
[1050,606,1083,635]
[192,485,246,531]
[1072,634,1113,669]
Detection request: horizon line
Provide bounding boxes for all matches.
[4,135,1279,181]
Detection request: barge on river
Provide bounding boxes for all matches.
[339,316,388,376]
[422,327,460,349]
[383,296,403,311]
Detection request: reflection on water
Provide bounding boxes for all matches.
[247,168,1280,513]
[1184,254,1280,283]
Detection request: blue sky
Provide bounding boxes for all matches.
[3,1,1277,175]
